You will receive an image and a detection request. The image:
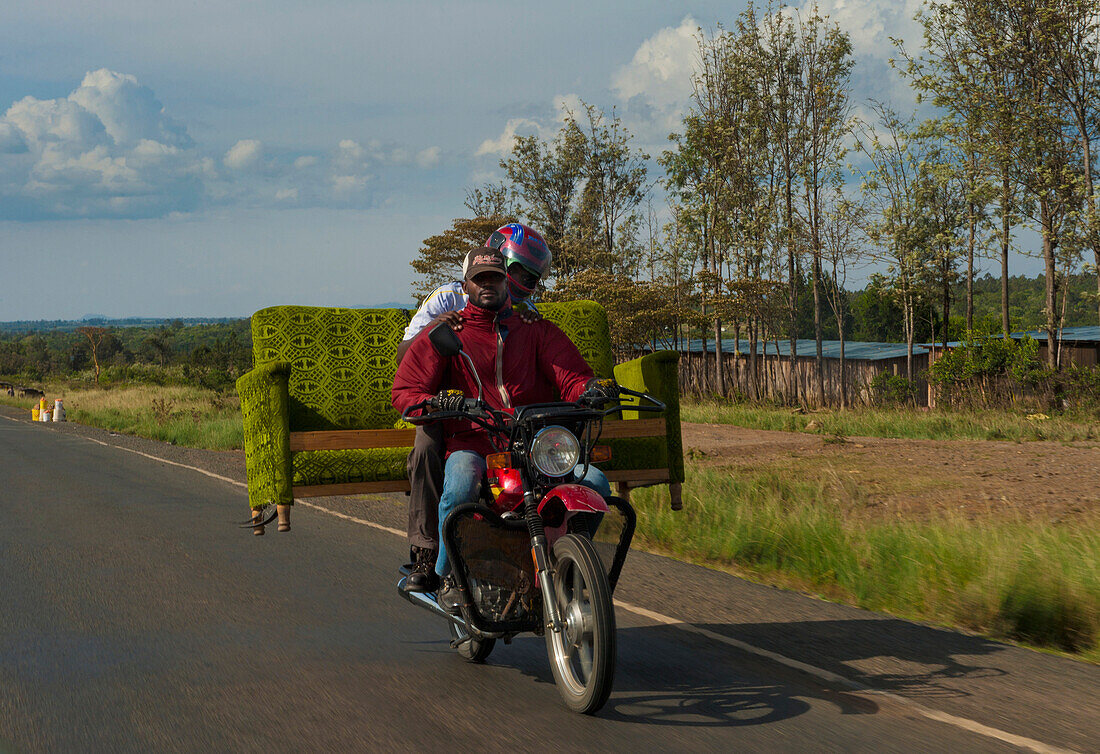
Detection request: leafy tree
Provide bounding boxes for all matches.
[855,104,927,381]
[899,0,1026,337]
[794,4,855,404]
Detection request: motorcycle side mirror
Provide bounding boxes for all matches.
[428,322,463,357]
[427,321,485,404]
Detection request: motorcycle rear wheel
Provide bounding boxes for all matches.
[448,620,495,663]
[545,533,615,714]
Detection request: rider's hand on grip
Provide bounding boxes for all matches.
[431,389,466,413]
[579,378,619,405]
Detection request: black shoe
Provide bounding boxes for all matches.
[437,575,461,614]
[404,546,440,593]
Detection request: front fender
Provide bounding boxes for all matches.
[538,484,609,516]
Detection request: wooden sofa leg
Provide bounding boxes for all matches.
[615,482,632,502]
[277,504,292,533]
[669,482,683,512]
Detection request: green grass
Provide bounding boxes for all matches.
[681,399,1100,443]
[632,464,1100,661]
[0,382,243,450]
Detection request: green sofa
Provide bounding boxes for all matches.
[236,301,684,528]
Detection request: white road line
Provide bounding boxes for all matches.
[12,415,1079,754]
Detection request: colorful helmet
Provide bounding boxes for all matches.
[485,223,552,300]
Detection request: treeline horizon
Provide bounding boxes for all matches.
[1,271,1093,391]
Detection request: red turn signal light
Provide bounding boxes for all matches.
[589,445,612,463]
[487,452,513,470]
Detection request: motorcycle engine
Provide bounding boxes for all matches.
[467,570,536,623]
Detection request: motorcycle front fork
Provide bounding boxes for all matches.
[524,490,564,634]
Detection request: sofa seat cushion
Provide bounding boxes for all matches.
[292,447,412,487]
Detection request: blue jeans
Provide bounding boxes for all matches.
[435,450,611,577]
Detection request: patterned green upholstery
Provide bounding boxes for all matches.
[292,448,410,487]
[250,306,408,430]
[237,301,683,510]
[537,301,615,379]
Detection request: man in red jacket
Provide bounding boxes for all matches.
[392,246,611,602]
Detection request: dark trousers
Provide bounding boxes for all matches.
[406,423,444,550]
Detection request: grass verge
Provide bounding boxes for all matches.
[681,399,1100,443]
[0,382,243,450]
[631,463,1100,662]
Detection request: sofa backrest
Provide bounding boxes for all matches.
[251,306,409,431]
[536,301,615,380]
[250,300,613,431]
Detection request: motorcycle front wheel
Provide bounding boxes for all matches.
[544,533,616,714]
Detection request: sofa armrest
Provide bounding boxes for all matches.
[236,361,294,510]
[614,350,684,485]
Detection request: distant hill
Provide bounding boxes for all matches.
[0,304,421,334]
[0,316,248,334]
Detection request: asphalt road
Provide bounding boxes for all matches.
[0,412,1096,752]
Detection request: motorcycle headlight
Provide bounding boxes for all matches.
[530,426,580,477]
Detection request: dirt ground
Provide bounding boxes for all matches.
[681,422,1100,522]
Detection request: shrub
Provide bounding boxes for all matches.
[926,334,1053,409]
[869,371,917,406]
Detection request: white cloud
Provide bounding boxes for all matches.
[415,146,440,168]
[5,95,109,153]
[224,138,263,169]
[68,69,192,148]
[611,16,698,115]
[475,117,542,157]
[0,70,455,219]
[799,0,922,61]
[0,69,203,218]
[474,18,701,161]
[337,138,365,162]
[332,173,368,193]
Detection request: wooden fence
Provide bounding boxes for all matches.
[658,349,930,407]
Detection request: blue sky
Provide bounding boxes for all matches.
[0,0,1043,320]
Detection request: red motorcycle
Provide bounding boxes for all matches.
[397,324,663,714]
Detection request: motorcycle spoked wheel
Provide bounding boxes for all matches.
[448,619,496,662]
[544,533,616,714]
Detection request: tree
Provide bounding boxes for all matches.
[1043,0,1100,325]
[795,4,854,405]
[855,104,927,382]
[761,3,805,401]
[899,0,1025,337]
[500,122,586,275]
[573,103,651,276]
[912,122,969,349]
[501,104,648,283]
[820,184,865,406]
[76,326,110,383]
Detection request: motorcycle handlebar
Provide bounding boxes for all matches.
[583,385,665,415]
[400,398,499,430]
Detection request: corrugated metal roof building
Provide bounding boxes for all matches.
[640,326,1098,405]
[640,337,929,405]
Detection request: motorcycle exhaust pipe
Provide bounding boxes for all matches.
[396,578,467,628]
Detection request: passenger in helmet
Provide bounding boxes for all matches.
[398,223,552,593]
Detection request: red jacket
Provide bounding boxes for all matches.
[391,302,594,457]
